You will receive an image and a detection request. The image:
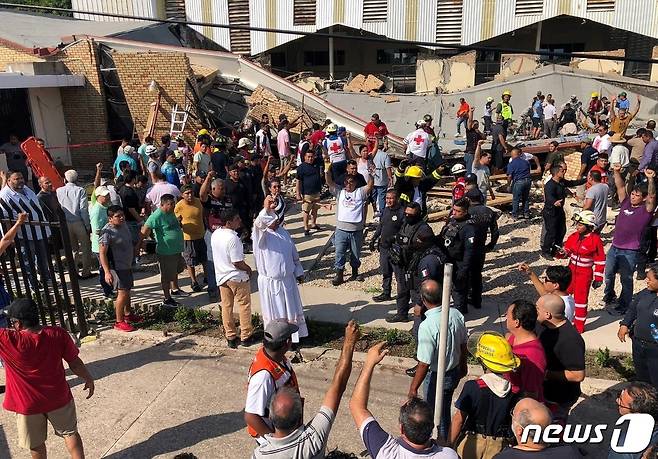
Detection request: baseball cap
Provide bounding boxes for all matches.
[264,319,299,344]
[7,298,39,323]
[145,145,157,154]
[94,185,111,197]
[196,170,208,179]
[464,173,478,184]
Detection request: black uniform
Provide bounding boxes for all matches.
[439,216,477,314]
[391,219,434,317]
[372,204,405,297]
[411,246,447,340]
[394,167,443,215]
[621,289,658,389]
[542,177,585,255]
[468,203,500,309]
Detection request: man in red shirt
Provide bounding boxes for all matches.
[0,299,94,458]
[363,113,389,153]
[456,98,470,137]
[586,152,609,189]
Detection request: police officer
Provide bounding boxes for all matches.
[385,202,434,323]
[465,188,499,310]
[394,161,445,216]
[618,263,658,389]
[370,189,405,302]
[439,197,477,315]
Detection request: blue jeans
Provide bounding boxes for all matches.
[511,178,531,216]
[206,259,218,297]
[334,228,363,271]
[456,117,467,134]
[426,366,461,441]
[464,153,474,175]
[373,186,387,214]
[19,238,51,289]
[604,246,638,312]
[96,253,114,297]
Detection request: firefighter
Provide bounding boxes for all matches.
[439,197,477,315]
[385,202,435,323]
[451,163,468,203]
[394,161,445,216]
[496,89,514,136]
[556,210,605,333]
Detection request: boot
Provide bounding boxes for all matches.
[331,269,344,286]
[349,267,364,282]
[373,292,392,302]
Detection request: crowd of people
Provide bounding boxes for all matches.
[1,86,658,458]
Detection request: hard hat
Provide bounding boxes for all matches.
[198,128,209,136]
[423,114,433,122]
[214,136,227,146]
[502,90,512,96]
[591,92,599,98]
[573,210,597,227]
[570,94,577,100]
[619,91,627,97]
[468,331,520,374]
[486,96,494,102]
[451,163,467,175]
[237,137,252,149]
[123,145,135,155]
[337,126,346,135]
[416,119,427,127]
[145,145,157,154]
[326,123,337,133]
[405,165,425,179]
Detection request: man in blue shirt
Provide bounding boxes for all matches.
[507,147,532,219]
[407,279,467,441]
[532,95,544,139]
[616,91,631,110]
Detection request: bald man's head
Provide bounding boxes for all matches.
[536,294,565,323]
[269,386,303,433]
[420,280,442,307]
[512,398,552,443]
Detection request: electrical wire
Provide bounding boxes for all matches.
[2,2,658,65]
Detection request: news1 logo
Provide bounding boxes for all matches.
[521,413,656,453]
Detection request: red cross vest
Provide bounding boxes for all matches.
[324,137,346,163]
[246,347,300,437]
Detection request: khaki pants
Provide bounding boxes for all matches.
[16,400,78,450]
[457,432,506,459]
[68,220,93,276]
[220,280,253,340]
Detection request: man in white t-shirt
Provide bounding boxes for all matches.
[592,125,612,154]
[256,125,272,157]
[543,98,558,138]
[519,263,575,323]
[210,208,254,348]
[404,120,431,166]
[325,162,374,286]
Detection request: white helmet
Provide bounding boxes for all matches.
[416,119,427,127]
[573,210,596,227]
[451,163,467,175]
[145,145,157,154]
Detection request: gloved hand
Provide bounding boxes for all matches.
[592,280,602,289]
[435,163,449,175]
[369,238,378,252]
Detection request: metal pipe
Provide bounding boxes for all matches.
[535,22,543,52]
[328,25,335,81]
[434,263,453,435]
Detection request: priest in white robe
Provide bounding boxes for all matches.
[252,195,308,342]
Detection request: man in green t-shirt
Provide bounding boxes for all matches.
[137,194,186,307]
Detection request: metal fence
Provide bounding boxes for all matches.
[0,197,87,336]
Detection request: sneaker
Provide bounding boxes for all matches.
[171,289,190,297]
[540,251,554,261]
[162,298,180,308]
[227,338,239,349]
[124,313,143,323]
[114,321,136,332]
[208,292,219,302]
[241,335,259,347]
[304,229,311,237]
[373,292,392,302]
[191,282,203,292]
[405,364,418,377]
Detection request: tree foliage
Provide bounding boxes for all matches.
[9,1,73,16]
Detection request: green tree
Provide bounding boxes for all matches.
[10,1,73,16]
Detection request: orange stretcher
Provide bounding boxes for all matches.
[20,137,64,189]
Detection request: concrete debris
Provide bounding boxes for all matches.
[246,85,316,134]
[563,151,582,181]
[570,49,625,75]
[415,51,476,93]
[344,73,384,93]
[383,95,400,103]
[495,54,541,80]
[368,91,381,98]
[286,72,326,94]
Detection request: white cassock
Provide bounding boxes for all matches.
[252,208,309,342]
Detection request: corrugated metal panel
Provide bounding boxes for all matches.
[211,0,231,51]
[250,0,267,54]
[228,0,251,53]
[461,0,482,45]
[436,0,464,45]
[72,0,159,21]
[294,0,317,25]
[587,0,615,11]
[316,0,335,29]
[343,0,364,29]
[515,0,543,15]
[387,0,406,41]
[165,0,186,19]
[363,0,388,22]
[417,0,437,43]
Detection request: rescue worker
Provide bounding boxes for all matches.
[587,92,603,125]
[245,320,300,441]
[496,89,514,136]
[385,202,435,323]
[370,189,405,302]
[439,197,477,315]
[321,123,351,181]
[465,188,499,310]
[404,120,431,167]
[394,161,445,216]
[556,210,605,333]
[449,332,521,456]
[451,163,468,203]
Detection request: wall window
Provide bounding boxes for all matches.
[363,0,387,22]
[515,0,543,15]
[303,50,345,66]
[376,49,418,65]
[587,0,615,11]
[294,0,316,25]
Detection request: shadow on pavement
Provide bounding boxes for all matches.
[103,411,245,458]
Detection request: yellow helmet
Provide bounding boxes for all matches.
[469,331,520,374]
[502,90,512,96]
[573,210,596,227]
[405,165,425,179]
[198,128,209,136]
[591,92,599,98]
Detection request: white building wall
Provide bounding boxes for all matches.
[28,88,71,165]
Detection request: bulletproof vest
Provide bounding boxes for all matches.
[440,219,469,262]
[391,221,425,267]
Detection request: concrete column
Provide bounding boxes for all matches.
[329,26,335,80]
[535,21,543,51]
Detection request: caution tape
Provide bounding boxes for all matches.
[46,139,124,150]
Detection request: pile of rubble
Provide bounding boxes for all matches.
[245,85,316,133]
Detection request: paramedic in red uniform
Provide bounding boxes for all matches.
[363,113,389,153]
[556,210,605,333]
[245,320,300,443]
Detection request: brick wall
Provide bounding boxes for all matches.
[113,51,201,146]
[58,39,112,169]
[0,41,43,70]
[246,86,316,135]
